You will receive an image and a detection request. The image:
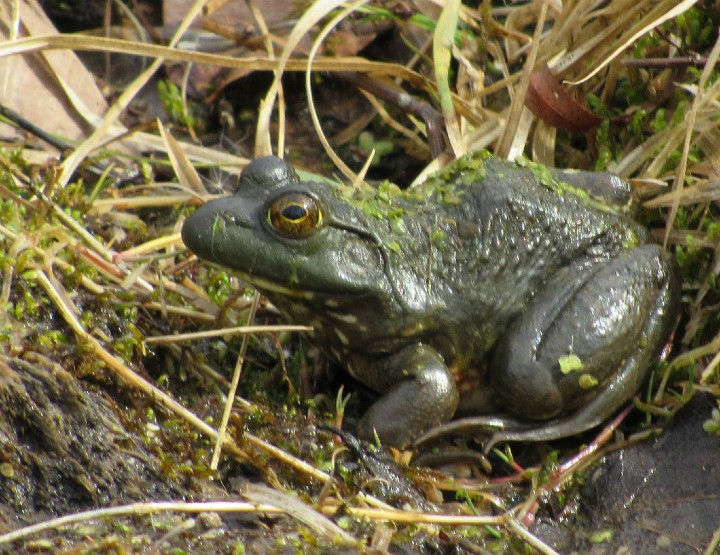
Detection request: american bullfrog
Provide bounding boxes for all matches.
[181,152,679,450]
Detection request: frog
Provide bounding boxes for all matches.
[181,152,680,451]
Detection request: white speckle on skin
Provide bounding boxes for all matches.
[327,311,358,325]
[335,328,350,345]
[324,299,339,308]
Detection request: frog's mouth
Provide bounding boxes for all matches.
[232,271,321,301]
[235,270,371,305]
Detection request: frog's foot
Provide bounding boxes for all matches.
[413,415,514,446]
[414,415,551,457]
[415,404,631,457]
[485,244,679,451]
[411,445,492,474]
[355,345,459,449]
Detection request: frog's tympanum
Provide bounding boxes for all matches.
[182,153,679,450]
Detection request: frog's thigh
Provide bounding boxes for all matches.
[355,346,459,448]
[491,244,678,426]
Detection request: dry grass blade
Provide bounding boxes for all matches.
[255,0,351,157]
[88,194,212,215]
[116,232,184,260]
[305,0,369,182]
[644,178,720,209]
[0,33,414,76]
[504,518,561,555]
[705,528,720,555]
[0,497,562,550]
[496,0,549,160]
[244,484,358,547]
[210,292,259,470]
[241,433,330,482]
[567,0,700,85]
[0,501,286,546]
[663,30,720,247]
[158,120,207,194]
[145,324,314,344]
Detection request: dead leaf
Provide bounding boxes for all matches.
[0,0,109,152]
[525,65,602,133]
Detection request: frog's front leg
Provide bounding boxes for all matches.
[353,345,459,448]
[486,243,679,450]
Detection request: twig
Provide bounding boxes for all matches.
[621,55,709,68]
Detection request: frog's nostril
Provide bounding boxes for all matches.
[223,212,241,225]
[218,209,256,229]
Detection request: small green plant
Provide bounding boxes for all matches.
[157,79,200,131]
[703,401,720,436]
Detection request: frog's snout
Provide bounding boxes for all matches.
[181,209,209,257]
[182,203,223,257]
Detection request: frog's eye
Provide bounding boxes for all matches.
[268,193,323,237]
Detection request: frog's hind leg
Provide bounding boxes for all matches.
[485,244,679,452]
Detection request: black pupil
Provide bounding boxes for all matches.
[282,204,307,221]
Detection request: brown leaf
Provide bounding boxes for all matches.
[0,0,110,152]
[525,65,602,133]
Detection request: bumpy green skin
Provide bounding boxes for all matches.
[182,153,680,449]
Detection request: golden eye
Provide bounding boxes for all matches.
[268,193,323,237]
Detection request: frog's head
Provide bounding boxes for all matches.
[181,156,395,318]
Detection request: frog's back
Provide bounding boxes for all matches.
[384,155,647,360]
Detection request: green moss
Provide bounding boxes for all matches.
[430,228,446,249]
[579,374,599,389]
[431,150,490,185]
[589,529,613,543]
[703,402,720,436]
[13,290,41,319]
[203,270,237,304]
[594,120,613,171]
[357,131,396,165]
[339,152,494,228]
[112,325,144,363]
[559,354,583,374]
[622,230,640,250]
[37,330,68,348]
[677,6,720,50]
[157,79,205,132]
[650,108,668,133]
[517,157,594,202]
